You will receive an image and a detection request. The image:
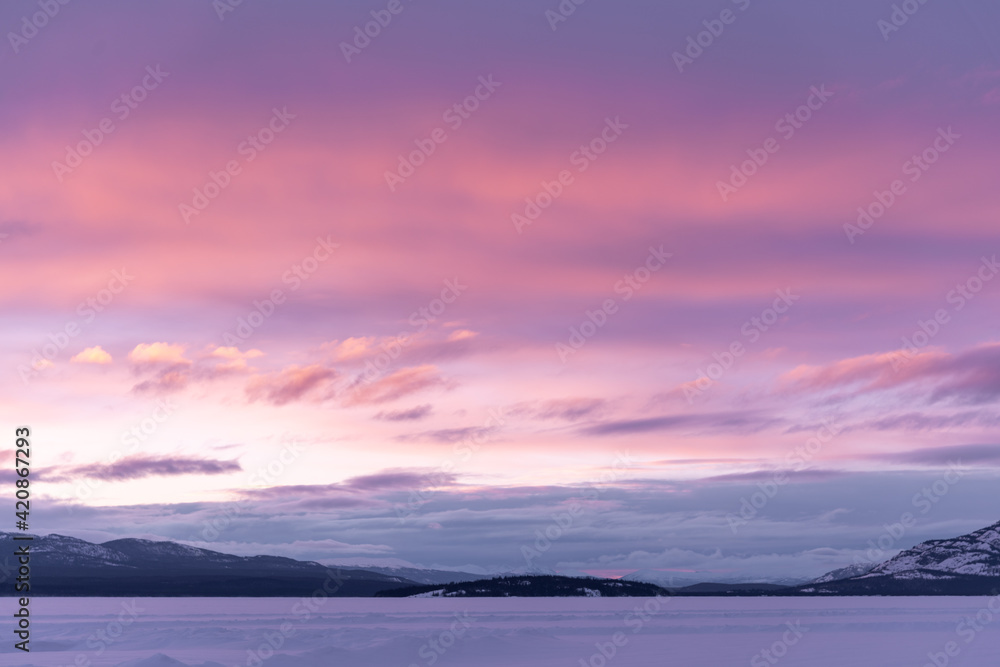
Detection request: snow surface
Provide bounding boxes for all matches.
[5,597,1000,666]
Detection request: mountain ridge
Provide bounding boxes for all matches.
[796,520,1000,595]
[0,532,418,596]
[6,520,1000,596]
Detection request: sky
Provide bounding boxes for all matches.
[2,0,1000,582]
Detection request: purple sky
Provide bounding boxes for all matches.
[3,0,1000,581]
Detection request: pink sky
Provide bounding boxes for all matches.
[3,0,1000,580]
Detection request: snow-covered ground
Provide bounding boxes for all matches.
[6,596,1000,666]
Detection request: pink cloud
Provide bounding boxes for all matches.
[781,342,1000,404]
[344,365,446,406]
[246,364,337,406]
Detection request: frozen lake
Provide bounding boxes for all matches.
[6,596,1000,666]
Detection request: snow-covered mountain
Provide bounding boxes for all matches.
[798,520,1000,595]
[808,563,876,584]
[861,521,1000,579]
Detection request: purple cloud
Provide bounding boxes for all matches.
[374,404,433,421]
[46,456,242,482]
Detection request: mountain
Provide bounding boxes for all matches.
[808,563,877,584]
[671,582,792,594]
[622,569,808,590]
[0,532,418,596]
[321,558,489,586]
[374,575,671,598]
[795,520,1000,595]
[864,521,1000,578]
[333,565,486,586]
[7,520,999,597]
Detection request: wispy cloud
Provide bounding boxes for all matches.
[581,411,782,436]
[46,456,242,482]
[247,364,337,405]
[344,365,446,406]
[374,404,433,421]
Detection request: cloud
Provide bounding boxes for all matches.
[397,425,494,444]
[32,469,1000,578]
[70,346,112,364]
[342,469,456,491]
[0,220,39,241]
[235,468,457,509]
[320,330,484,372]
[581,411,781,436]
[246,364,337,406]
[781,342,1000,405]
[928,344,1000,404]
[132,369,189,395]
[855,410,1000,432]
[207,345,264,372]
[130,345,263,394]
[128,342,190,366]
[871,443,1000,467]
[374,404,433,421]
[322,337,378,361]
[700,469,847,483]
[344,365,446,406]
[0,450,17,484]
[128,343,193,393]
[446,329,478,342]
[46,456,242,482]
[512,398,607,422]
